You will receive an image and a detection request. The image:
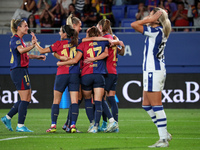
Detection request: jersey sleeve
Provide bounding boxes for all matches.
[143,25,161,37]
[50,41,61,53]
[12,37,22,50]
[77,42,84,53]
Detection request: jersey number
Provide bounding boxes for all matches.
[112,47,117,61]
[87,46,102,59]
[10,49,14,64]
[61,47,77,58]
[24,75,30,83]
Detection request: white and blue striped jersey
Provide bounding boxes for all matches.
[142,25,167,71]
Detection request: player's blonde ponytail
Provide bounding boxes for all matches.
[10,19,17,35]
[66,14,73,26]
[154,7,171,38]
[10,19,25,35]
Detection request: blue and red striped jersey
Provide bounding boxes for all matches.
[10,34,29,69]
[77,41,109,76]
[103,33,118,74]
[50,38,80,75]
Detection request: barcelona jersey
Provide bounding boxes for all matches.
[50,38,80,75]
[10,34,29,69]
[103,33,118,74]
[77,41,109,76]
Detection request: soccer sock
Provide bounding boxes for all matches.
[107,96,118,122]
[152,105,167,140]
[18,101,29,125]
[142,105,157,126]
[94,101,102,127]
[65,104,72,126]
[71,103,79,126]
[78,99,82,105]
[7,100,21,119]
[102,111,107,122]
[85,99,94,123]
[102,99,112,120]
[51,104,59,125]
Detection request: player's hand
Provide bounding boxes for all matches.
[84,57,95,64]
[148,10,162,23]
[37,55,46,61]
[59,56,70,61]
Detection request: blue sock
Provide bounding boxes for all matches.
[108,96,118,122]
[78,100,82,105]
[71,103,79,126]
[102,111,107,122]
[18,101,29,124]
[94,101,102,127]
[65,104,72,126]
[51,104,59,125]
[7,100,21,118]
[102,99,112,119]
[85,99,94,123]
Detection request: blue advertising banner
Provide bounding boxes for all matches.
[0,32,200,74]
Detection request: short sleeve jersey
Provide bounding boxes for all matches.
[103,33,118,74]
[77,41,109,76]
[142,25,167,71]
[10,34,29,69]
[50,38,80,75]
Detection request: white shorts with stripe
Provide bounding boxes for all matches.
[143,71,166,92]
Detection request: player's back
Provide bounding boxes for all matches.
[77,41,109,76]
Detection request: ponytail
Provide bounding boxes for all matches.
[62,25,78,46]
[98,19,113,35]
[10,19,25,35]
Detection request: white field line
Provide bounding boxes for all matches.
[27,136,200,140]
[0,136,28,141]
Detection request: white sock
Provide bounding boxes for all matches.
[152,106,167,140]
[109,117,115,123]
[142,106,157,126]
[17,124,24,128]
[6,115,11,120]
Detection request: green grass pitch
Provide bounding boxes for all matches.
[0,108,199,150]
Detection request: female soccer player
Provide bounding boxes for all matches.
[131,7,172,147]
[1,19,46,132]
[96,19,125,132]
[57,26,115,133]
[33,25,80,133]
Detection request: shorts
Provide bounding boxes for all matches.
[143,71,166,92]
[54,74,80,92]
[10,67,31,90]
[81,74,105,91]
[105,74,117,92]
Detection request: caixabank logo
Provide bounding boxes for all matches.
[116,74,200,108]
[122,81,200,103]
[0,90,39,104]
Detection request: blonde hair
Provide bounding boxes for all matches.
[154,7,171,38]
[98,19,113,35]
[66,14,81,26]
[10,19,25,35]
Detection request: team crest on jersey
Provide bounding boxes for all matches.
[27,82,30,86]
[16,40,21,45]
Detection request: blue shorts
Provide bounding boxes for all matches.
[81,74,105,91]
[54,74,80,92]
[10,67,31,90]
[105,74,118,92]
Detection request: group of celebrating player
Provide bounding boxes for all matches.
[2,7,173,148]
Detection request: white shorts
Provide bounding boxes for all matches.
[143,71,166,92]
